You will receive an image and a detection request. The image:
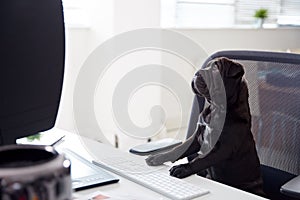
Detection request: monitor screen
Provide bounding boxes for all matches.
[0,0,65,145]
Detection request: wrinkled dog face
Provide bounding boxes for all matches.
[192,57,245,106]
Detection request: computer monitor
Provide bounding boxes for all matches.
[0,0,65,145]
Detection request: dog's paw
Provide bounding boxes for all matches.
[169,164,194,178]
[145,153,168,166]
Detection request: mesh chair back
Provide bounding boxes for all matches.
[187,50,300,176]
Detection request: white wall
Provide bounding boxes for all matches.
[56,0,114,133]
[56,0,163,150]
[114,0,160,33]
[175,28,300,55]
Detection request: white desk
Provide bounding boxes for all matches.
[52,128,267,200]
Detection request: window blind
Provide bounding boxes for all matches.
[171,0,300,27]
[175,0,235,27]
[281,0,300,16]
[235,0,281,24]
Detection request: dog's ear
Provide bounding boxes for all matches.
[227,61,244,78]
[216,57,244,78]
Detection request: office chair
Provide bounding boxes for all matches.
[186,50,300,200]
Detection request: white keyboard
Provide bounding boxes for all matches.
[92,155,209,200]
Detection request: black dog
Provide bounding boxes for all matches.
[146,57,264,196]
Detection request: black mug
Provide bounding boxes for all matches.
[0,145,72,200]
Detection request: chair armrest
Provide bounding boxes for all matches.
[281,175,300,199]
[129,138,182,156]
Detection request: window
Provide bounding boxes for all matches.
[176,0,235,28]
[161,0,300,28]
